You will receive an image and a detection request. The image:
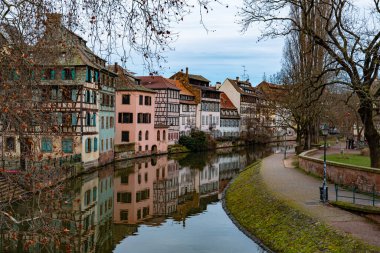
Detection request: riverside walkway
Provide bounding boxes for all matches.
[261,147,380,247]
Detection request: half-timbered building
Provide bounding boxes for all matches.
[170,68,221,137]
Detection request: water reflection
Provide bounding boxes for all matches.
[1,146,269,253]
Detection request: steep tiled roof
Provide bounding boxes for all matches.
[256,81,287,101]
[113,65,155,93]
[220,93,237,110]
[167,79,195,96]
[227,78,261,97]
[188,74,210,83]
[138,75,180,90]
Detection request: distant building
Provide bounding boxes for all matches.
[170,68,221,137]
[256,81,292,137]
[219,77,263,137]
[139,76,180,144]
[219,92,240,137]
[168,79,197,136]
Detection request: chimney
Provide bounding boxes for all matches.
[236,77,239,82]
[114,62,118,73]
[186,67,189,75]
[216,82,222,89]
[46,13,62,29]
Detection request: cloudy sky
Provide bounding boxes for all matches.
[130,1,285,86]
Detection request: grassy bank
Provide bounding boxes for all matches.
[324,154,370,167]
[225,162,379,253]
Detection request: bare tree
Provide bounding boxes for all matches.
[241,0,380,167]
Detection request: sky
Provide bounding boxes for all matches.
[128,1,285,86]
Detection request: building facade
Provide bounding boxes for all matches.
[114,68,167,159]
[0,14,118,170]
[139,76,180,144]
[170,68,221,137]
[169,79,197,136]
[219,77,263,137]
[219,92,240,137]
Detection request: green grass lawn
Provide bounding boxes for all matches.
[324,154,370,167]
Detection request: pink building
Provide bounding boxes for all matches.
[114,66,168,159]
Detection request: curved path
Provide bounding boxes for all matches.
[260,151,380,247]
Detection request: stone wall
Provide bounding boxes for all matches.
[299,150,380,194]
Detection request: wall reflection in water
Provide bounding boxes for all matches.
[0,146,269,253]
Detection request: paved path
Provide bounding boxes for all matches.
[261,149,380,247]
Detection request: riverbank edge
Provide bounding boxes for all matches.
[221,160,274,253]
[222,160,380,253]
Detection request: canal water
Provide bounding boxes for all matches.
[1,145,271,253]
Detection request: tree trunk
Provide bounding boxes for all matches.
[358,97,380,168]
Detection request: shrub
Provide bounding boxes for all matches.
[179,130,208,151]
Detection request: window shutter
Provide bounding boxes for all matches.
[57,113,62,125]
[92,113,96,126]
[94,138,98,152]
[86,67,90,82]
[71,113,77,126]
[95,71,99,82]
[71,69,76,80]
[85,138,89,153]
[61,70,66,80]
[71,89,78,102]
[41,70,46,80]
[51,70,56,79]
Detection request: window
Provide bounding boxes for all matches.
[106,139,108,150]
[5,137,15,152]
[121,175,129,184]
[157,130,160,141]
[110,138,113,149]
[137,113,151,123]
[163,130,166,141]
[118,113,133,123]
[144,96,151,105]
[44,69,56,80]
[138,174,141,184]
[117,192,132,203]
[120,210,128,221]
[85,138,92,153]
[145,173,148,182]
[92,187,97,201]
[86,112,91,126]
[136,189,150,202]
[110,117,114,128]
[145,145,148,151]
[139,95,143,105]
[41,138,53,152]
[84,190,91,206]
[138,131,142,141]
[101,116,104,129]
[61,68,75,80]
[121,131,130,142]
[121,95,131,105]
[105,116,109,129]
[145,131,149,140]
[62,139,73,153]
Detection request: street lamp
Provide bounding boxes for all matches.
[320,124,329,203]
[283,131,287,159]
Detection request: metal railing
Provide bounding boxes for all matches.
[334,184,379,207]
